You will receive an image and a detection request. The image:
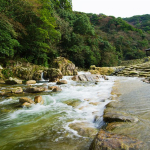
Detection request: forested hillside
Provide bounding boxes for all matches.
[123,14,150,33]
[0,0,150,68]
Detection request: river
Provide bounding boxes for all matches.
[0,74,150,150]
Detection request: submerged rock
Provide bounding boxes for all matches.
[89,129,143,150]
[63,99,81,108]
[69,122,98,138]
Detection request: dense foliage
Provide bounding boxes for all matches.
[123,14,150,33]
[0,1,150,68]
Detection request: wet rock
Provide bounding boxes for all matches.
[26,80,36,85]
[43,68,62,82]
[34,96,44,104]
[22,102,31,107]
[19,97,34,104]
[52,86,62,92]
[11,87,23,94]
[56,80,67,85]
[89,129,143,150]
[25,87,46,93]
[106,122,125,131]
[103,109,139,123]
[69,122,98,138]
[5,77,22,85]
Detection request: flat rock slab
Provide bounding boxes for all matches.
[104,109,138,123]
[89,129,143,150]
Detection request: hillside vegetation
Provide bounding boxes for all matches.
[0,0,150,68]
[123,14,150,33]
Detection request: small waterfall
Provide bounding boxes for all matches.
[39,72,48,82]
[41,72,44,81]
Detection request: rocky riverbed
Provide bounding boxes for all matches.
[90,77,150,150]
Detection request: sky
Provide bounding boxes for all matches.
[72,0,150,18]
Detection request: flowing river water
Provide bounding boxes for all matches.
[0,73,150,150]
[0,72,114,150]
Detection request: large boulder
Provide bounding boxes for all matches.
[89,129,143,150]
[43,68,62,82]
[33,70,43,81]
[5,77,22,85]
[52,57,78,76]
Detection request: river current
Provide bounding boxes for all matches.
[0,73,150,150]
[0,72,115,150]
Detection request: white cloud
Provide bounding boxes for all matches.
[72,0,150,18]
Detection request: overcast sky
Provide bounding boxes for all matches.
[72,0,149,18]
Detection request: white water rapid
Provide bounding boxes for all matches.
[0,72,116,150]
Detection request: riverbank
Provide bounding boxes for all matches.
[90,77,150,149]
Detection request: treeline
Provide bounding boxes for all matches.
[0,0,150,68]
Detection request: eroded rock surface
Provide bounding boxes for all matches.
[89,129,143,150]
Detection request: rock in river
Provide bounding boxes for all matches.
[56,80,67,85]
[103,108,138,123]
[19,97,35,104]
[34,96,44,104]
[89,129,143,150]
[25,87,46,93]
